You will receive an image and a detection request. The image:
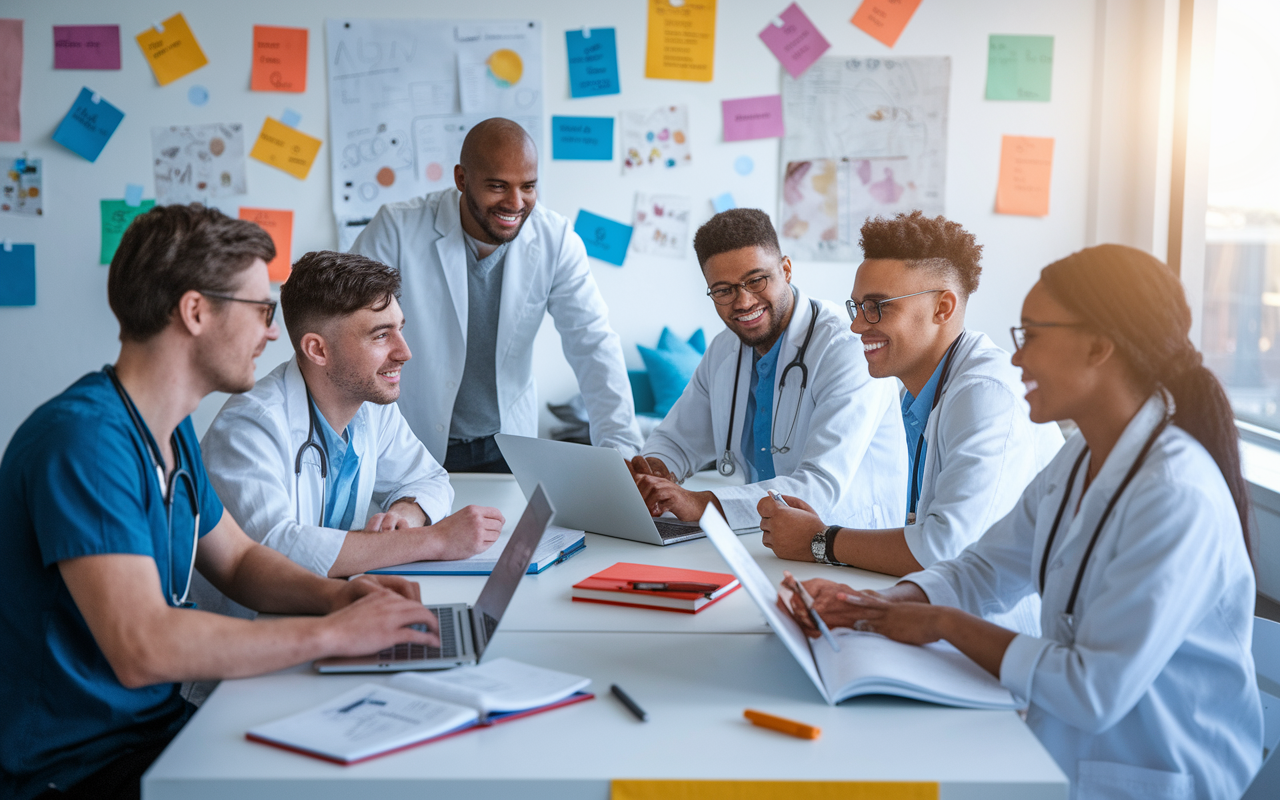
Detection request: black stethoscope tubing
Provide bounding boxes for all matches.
[295,387,330,526]
[907,331,967,517]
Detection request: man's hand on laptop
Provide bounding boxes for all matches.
[424,505,505,560]
[626,455,673,482]
[634,475,723,522]
[322,583,442,655]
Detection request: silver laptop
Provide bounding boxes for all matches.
[314,484,554,673]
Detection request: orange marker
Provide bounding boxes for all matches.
[743,709,821,740]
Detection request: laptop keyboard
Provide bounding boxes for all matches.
[654,520,703,541]
[376,606,459,661]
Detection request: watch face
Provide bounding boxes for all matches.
[811,534,825,562]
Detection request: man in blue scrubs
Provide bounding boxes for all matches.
[0,205,439,800]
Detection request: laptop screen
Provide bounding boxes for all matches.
[472,483,554,657]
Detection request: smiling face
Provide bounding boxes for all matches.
[455,138,538,245]
[703,246,794,354]
[1011,280,1096,424]
[195,257,280,394]
[321,296,412,406]
[848,258,957,393]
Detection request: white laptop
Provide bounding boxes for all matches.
[314,484,554,673]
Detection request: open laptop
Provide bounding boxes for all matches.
[314,484,554,673]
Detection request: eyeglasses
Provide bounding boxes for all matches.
[200,291,277,327]
[1010,322,1086,351]
[845,290,943,324]
[707,275,770,305]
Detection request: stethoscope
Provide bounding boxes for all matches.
[294,387,330,527]
[104,365,199,609]
[718,299,820,477]
[907,332,967,522]
[1037,414,1171,631]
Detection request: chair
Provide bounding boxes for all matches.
[1241,616,1280,798]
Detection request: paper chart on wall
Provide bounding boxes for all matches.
[2,158,42,216]
[326,19,543,241]
[631,193,692,259]
[151,123,248,205]
[780,56,949,261]
[621,105,691,173]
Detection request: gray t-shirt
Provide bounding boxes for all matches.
[448,232,508,442]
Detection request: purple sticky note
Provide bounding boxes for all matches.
[54,25,122,70]
[759,4,830,79]
[722,95,785,142]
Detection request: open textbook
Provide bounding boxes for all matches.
[247,658,592,764]
[699,509,1017,710]
[368,525,585,576]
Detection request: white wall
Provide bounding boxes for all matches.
[0,0,1109,446]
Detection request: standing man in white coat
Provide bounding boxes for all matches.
[351,117,642,471]
[629,209,905,532]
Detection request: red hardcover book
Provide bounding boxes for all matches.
[571,562,740,613]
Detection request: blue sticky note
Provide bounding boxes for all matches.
[0,244,36,306]
[713,193,736,213]
[734,155,754,176]
[574,210,632,267]
[124,183,144,207]
[187,85,209,106]
[281,108,302,128]
[552,116,613,160]
[566,28,620,98]
[52,88,124,162]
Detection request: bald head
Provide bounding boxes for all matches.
[455,118,539,246]
[459,118,537,172]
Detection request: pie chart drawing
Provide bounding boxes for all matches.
[487,49,523,88]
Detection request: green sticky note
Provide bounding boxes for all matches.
[986,35,1053,102]
[100,199,155,264]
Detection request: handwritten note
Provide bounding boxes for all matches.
[996,135,1054,217]
[0,19,22,141]
[53,88,124,162]
[251,25,308,93]
[552,117,613,160]
[0,243,36,306]
[135,13,208,86]
[645,0,716,82]
[250,118,322,179]
[54,25,121,70]
[100,199,156,264]
[722,95,784,142]
[566,28,620,98]
[851,0,922,48]
[574,210,633,267]
[239,208,294,282]
[986,35,1053,102]
[758,4,830,79]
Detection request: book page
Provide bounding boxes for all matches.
[390,658,590,714]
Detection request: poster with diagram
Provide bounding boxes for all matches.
[621,105,691,173]
[2,158,42,216]
[630,193,692,258]
[151,123,248,205]
[779,56,949,261]
[326,19,543,243]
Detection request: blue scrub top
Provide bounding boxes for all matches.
[0,371,224,799]
[741,336,783,483]
[901,356,947,521]
[311,398,363,531]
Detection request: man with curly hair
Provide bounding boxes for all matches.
[759,211,1062,634]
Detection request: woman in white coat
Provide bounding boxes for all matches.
[785,245,1262,799]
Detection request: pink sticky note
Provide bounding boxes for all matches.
[0,19,21,142]
[759,3,830,79]
[722,95,785,142]
[54,25,122,70]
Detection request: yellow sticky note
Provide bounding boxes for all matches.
[250,118,321,180]
[645,0,716,82]
[135,13,208,86]
[612,780,938,800]
[996,135,1054,217]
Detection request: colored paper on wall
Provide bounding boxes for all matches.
[631,193,692,259]
[712,192,735,213]
[552,116,613,160]
[135,13,208,86]
[100,199,156,264]
[0,19,22,142]
[622,105,692,173]
[758,3,830,79]
[2,159,42,216]
[152,123,247,203]
[250,117,322,180]
[54,25,121,70]
[645,0,716,82]
[456,37,540,116]
[575,210,632,267]
[0,244,36,306]
[996,135,1054,216]
[238,207,294,281]
[251,25,308,93]
[52,88,124,162]
[611,780,938,800]
[850,0,922,48]
[722,95,784,142]
[566,28,620,97]
[986,35,1053,102]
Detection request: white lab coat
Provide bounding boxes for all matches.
[351,188,643,461]
[909,394,1262,800]
[643,287,906,530]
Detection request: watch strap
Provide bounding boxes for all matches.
[824,525,846,567]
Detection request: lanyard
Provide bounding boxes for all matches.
[907,331,966,519]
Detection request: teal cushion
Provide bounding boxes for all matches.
[657,326,706,355]
[687,328,706,354]
[637,343,703,417]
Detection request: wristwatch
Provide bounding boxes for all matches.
[810,525,846,566]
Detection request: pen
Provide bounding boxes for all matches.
[783,570,841,653]
[629,581,720,597]
[767,489,789,507]
[611,683,648,722]
[744,709,821,740]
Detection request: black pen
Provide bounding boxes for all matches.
[611,683,648,722]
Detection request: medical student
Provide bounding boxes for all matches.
[199,251,503,598]
[351,117,642,472]
[759,212,1061,632]
[630,208,906,531]
[0,205,438,800]
[783,244,1261,800]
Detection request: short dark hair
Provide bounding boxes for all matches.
[693,208,781,268]
[859,211,983,298]
[107,203,276,341]
[280,251,401,350]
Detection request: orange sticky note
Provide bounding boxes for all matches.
[238,207,293,282]
[135,13,208,86]
[250,117,321,180]
[851,0,923,48]
[251,25,307,93]
[645,0,717,82]
[996,135,1054,217]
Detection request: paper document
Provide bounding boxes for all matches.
[152,123,247,204]
[368,525,584,575]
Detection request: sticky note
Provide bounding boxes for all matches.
[250,117,322,180]
[759,4,830,79]
[722,95,784,142]
[280,109,301,128]
[135,13,208,86]
[0,20,22,142]
[52,88,125,162]
[552,117,613,160]
[251,25,308,93]
[54,25,122,70]
[645,0,716,82]
[734,155,754,176]
[986,35,1053,102]
[574,210,632,267]
[712,193,735,213]
[566,28,620,98]
[238,207,294,282]
[996,135,1054,217]
[100,199,156,264]
[851,0,922,48]
[124,183,144,206]
[0,243,36,306]
[187,85,209,106]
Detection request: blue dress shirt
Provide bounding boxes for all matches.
[741,336,783,482]
[312,400,364,531]
[901,355,948,522]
